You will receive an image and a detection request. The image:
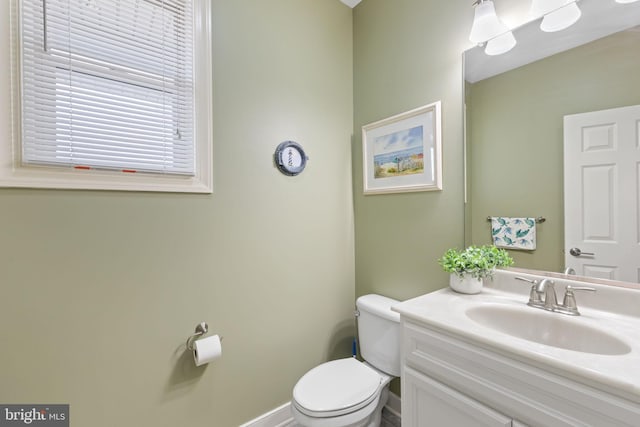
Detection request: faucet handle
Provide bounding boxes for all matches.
[561,285,596,314]
[565,285,596,292]
[515,276,538,284]
[528,285,543,306]
[515,277,544,306]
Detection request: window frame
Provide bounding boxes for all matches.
[3,0,213,193]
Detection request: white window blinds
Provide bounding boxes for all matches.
[21,0,195,175]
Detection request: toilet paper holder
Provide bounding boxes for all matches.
[186,322,224,351]
[186,322,209,351]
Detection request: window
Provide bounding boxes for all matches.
[4,0,212,192]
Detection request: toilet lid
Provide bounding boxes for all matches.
[293,358,382,417]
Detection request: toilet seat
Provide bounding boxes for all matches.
[292,358,382,418]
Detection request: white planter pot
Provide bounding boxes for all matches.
[449,273,483,294]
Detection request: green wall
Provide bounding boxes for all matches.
[352,0,469,301]
[467,29,640,272]
[9,0,632,423]
[0,1,354,426]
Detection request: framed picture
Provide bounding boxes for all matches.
[362,101,442,194]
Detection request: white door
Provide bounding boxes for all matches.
[564,104,640,282]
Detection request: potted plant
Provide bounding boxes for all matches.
[438,245,514,294]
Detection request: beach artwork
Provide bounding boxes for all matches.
[372,126,424,179]
[362,101,442,194]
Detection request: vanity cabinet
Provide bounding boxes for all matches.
[403,366,514,427]
[400,319,640,427]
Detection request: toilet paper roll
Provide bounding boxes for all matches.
[193,335,222,367]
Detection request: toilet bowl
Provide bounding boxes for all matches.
[291,294,401,427]
[291,358,392,427]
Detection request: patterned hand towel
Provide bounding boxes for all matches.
[491,217,536,250]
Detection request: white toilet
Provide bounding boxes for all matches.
[291,294,401,427]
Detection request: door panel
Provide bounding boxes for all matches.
[403,367,512,427]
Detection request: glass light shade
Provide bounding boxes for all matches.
[485,31,517,55]
[469,1,509,43]
[530,0,567,18]
[540,2,581,32]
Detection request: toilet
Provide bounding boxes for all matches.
[291,294,401,427]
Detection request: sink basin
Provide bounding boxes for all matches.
[465,304,631,355]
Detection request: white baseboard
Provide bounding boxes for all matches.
[239,392,401,427]
[385,391,401,418]
[238,402,295,427]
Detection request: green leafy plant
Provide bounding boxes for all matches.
[438,245,514,280]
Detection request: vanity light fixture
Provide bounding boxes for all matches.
[530,0,582,33]
[469,0,509,43]
[615,0,639,3]
[469,0,516,56]
[485,31,517,55]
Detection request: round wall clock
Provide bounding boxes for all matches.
[274,141,308,176]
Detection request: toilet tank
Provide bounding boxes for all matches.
[356,294,401,377]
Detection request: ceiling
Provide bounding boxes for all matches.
[340,0,362,8]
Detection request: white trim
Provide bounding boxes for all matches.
[239,402,294,427]
[385,391,402,418]
[239,393,401,427]
[3,0,213,193]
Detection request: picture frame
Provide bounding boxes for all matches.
[362,101,442,194]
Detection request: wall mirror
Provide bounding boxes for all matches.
[464,0,640,286]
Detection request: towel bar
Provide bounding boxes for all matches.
[486,216,545,223]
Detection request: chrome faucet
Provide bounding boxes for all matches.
[516,276,596,316]
[535,279,558,310]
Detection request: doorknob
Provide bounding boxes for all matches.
[569,247,594,257]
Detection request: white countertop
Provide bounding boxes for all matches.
[392,270,640,403]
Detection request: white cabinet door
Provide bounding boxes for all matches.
[403,366,512,427]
